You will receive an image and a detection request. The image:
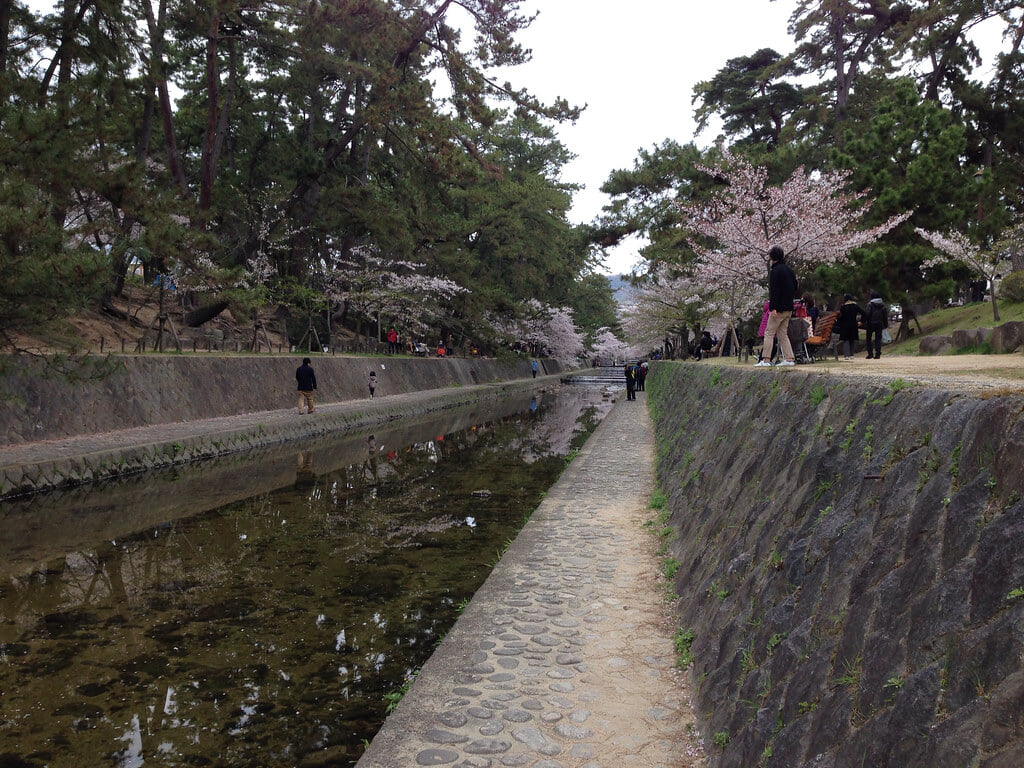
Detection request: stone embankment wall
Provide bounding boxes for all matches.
[0,354,560,444]
[648,363,1024,768]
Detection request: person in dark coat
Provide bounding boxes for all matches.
[863,291,888,359]
[755,246,799,367]
[623,364,636,401]
[802,293,820,333]
[296,357,317,413]
[837,294,866,360]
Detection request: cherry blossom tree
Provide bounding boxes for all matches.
[619,265,731,358]
[324,246,467,341]
[676,148,911,287]
[589,327,628,363]
[490,299,585,364]
[915,227,1012,323]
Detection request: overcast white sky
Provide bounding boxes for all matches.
[485,0,802,275]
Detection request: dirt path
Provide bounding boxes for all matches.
[719,352,1024,392]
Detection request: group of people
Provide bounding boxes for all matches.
[755,245,890,366]
[836,292,889,360]
[387,328,458,358]
[623,361,648,401]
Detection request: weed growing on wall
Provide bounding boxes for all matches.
[674,627,696,670]
[810,382,827,407]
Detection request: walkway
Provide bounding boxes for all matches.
[356,391,704,768]
[0,376,547,498]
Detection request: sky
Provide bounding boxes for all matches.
[482,0,803,276]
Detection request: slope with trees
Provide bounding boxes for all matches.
[0,0,615,361]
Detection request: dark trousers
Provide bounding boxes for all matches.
[865,329,883,357]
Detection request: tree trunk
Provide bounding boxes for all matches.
[0,0,12,76]
[143,0,188,191]
[199,9,220,217]
[183,301,229,327]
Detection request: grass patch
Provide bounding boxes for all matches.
[809,382,827,407]
[384,670,418,713]
[674,627,696,670]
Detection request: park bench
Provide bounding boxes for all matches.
[805,311,839,361]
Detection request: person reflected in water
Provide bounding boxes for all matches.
[295,450,315,489]
[364,435,380,482]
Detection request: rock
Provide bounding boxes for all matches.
[951,328,985,349]
[919,335,952,355]
[991,321,1024,353]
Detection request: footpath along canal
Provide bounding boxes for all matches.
[357,389,704,768]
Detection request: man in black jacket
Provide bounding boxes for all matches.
[296,357,317,413]
[755,245,799,368]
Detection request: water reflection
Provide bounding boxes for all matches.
[0,386,612,767]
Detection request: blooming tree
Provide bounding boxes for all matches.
[915,227,1011,322]
[324,246,467,340]
[619,265,733,357]
[490,299,585,364]
[676,148,911,287]
[589,327,628,362]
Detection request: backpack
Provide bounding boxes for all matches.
[867,302,886,326]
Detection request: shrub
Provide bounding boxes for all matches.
[1001,270,1024,303]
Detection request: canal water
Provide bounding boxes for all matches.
[0,385,614,767]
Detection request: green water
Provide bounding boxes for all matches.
[0,387,612,767]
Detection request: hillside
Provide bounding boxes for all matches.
[15,290,290,356]
[887,299,1024,355]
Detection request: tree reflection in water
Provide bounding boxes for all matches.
[0,386,612,767]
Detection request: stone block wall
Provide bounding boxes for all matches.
[648,362,1024,768]
[0,354,548,444]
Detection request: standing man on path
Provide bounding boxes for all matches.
[755,245,798,368]
[531,359,539,378]
[624,363,636,400]
[296,357,317,414]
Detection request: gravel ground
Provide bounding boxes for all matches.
[716,352,1024,393]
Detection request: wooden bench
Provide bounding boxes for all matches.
[805,311,839,361]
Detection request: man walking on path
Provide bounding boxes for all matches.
[755,245,798,368]
[296,357,317,413]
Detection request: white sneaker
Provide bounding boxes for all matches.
[777,360,795,367]
[754,360,772,367]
